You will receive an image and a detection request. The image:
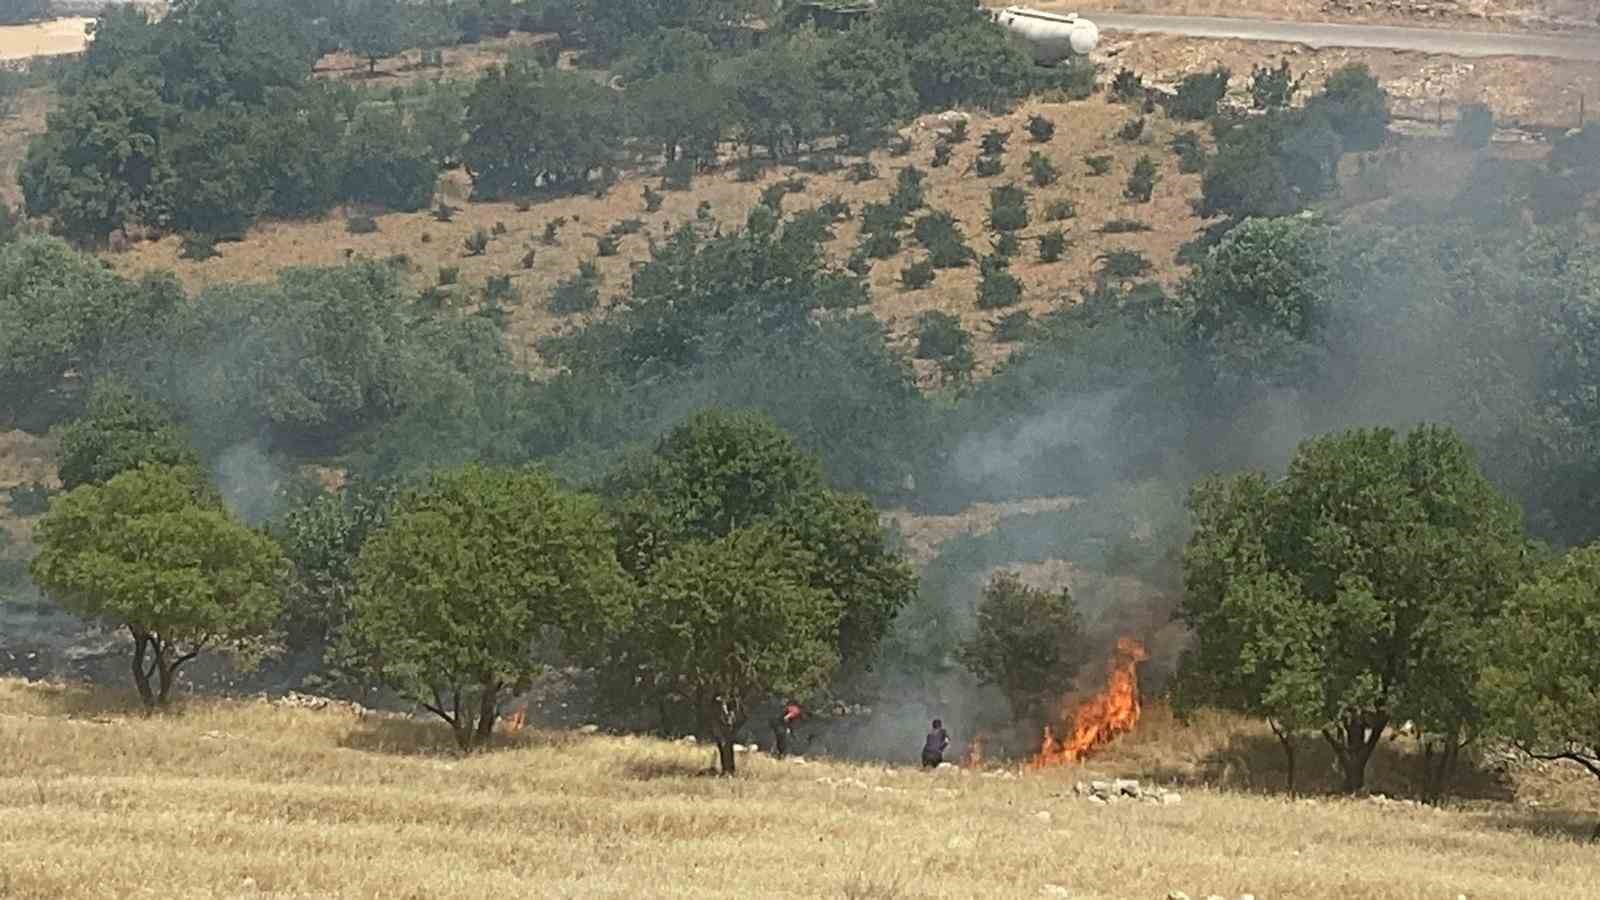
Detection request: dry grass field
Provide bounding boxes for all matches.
[0,17,91,62]
[1025,0,1600,31]
[0,678,1596,899]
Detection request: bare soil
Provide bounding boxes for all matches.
[0,17,91,62]
[1019,0,1600,33]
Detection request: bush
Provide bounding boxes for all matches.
[1085,155,1113,176]
[892,166,927,213]
[887,135,913,157]
[1027,151,1060,187]
[980,129,1011,156]
[860,202,907,238]
[820,196,852,220]
[991,231,1020,258]
[1027,114,1056,143]
[483,274,517,305]
[859,230,902,259]
[346,215,379,235]
[946,119,970,143]
[492,221,508,236]
[846,252,872,276]
[736,159,763,182]
[1100,218,1152,234]
[643,186,664,212]
[542,220,563,245]
[848,161,880,183]
[179,234,218,261]
[609,218,645,236]
[7,481,52,516]
[1456,102,1495,149]
[596,234,619,256]
[1117,117,1146,141]
[696,201,714,221]
[1171,67,1231,121]
[463,229,490,256]
[663,158,694,191]
[932,143,953,168]
[1171,131,1207,173]
[1111,68,1144,104]
[988,183,1030,233]
[992,310,1033,343]
[914,211,975,268]
[520,248,537,269]
[549,262,600,314]
[1045,198,1077,221]
[438,265,460,286]
[1096,248,1151,281]
[434,202,457,222]
[1125,155,1159,202]
[977,255,1022,309]
[975,155,1004,177]
[1250,61,1299,110]
[1038,228,1067,262]
[1310,63,1390,152]
[914,310,969,360]
[760,183,789,212]
[901,258,935,290]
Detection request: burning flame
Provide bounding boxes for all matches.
[962,732,988,768]
[1030,637,1149,768]
[502,706,527,733]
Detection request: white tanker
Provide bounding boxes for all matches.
[987,6,1100,65]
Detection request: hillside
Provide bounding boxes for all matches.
[1045,0,1600,31]
[1,678,1596,899]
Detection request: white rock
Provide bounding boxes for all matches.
[1087,795,1108,805]
[1161,792,1183,805]
[577,724,600,734]
[1206,895,1225,900]
[1241,894,1257,900]
[1040,885,1072,897]
[1033,810,1052,823]
[1114,778,1142,797]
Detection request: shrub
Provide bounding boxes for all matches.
[1027,151,1060,187]
[1117,117,1146,141]
[946,119,970,143]
[1096,248,1151,280]
[542,220,563,245]
[820,195,851,220]
[914,310,969,359]
[848,161,880,183]
[596,234,620,256]
[663,158,694,191]
[760,183,789,212]
[860,201,906,237]
[549,262,600,314]
[609,218,645,236]
[901,258,935,289]
[977,255,1022,309]
[1125,155,1159,202]
[420,232,432,244]
[1250,61,1299,110]
[1111,68,1144,104]
[991,231,1020,258]
[434,201,456,222]
[697,201,714,221]
[515,197,533,212]
[1171,131,1207,173]
[988,183,1030,233]
[1172,67,1231,121]
[846,252,872,276]
[796,154,841,174]
[1038,228,1067,262]
[1100,217,1151,234]
[483,274,517,305]
[914,211,975,268]
[179,234,218,261]
[520,248,537,269]
[891,166,926,213]
[345,215,379,234]
[1027,114,1056,143]
[992,310,1033,343]
[735,159,763,182]
[975,155,1004,177]
[859,230,902,259]
[1085,155,1113,176]
[6,481,52,516]
[492,221,508,236]
[887,135,913,157]
[463,229,490,256]
[438,265,460,286]
[980,129,1011,156]
[643,186,664,211]
[1456,102,1495,149]
[1045,198,1077,221]
[932,143,953,168]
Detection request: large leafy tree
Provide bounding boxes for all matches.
[1307,64,1389,153]
[1481,545,1600,838]
[1178,425,1529,794]
[635,527,839,774]
[348,465,628,750]
[31,465,286,708]
[958,571,1089,725]
[462,64,625,199]
[337,0,408,74]
[56,379,199,491]
[816,24,917,147]
[337,106,440,211]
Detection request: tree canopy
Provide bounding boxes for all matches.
[959,572,1089,725]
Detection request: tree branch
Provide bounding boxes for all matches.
[1523,744,1600,782]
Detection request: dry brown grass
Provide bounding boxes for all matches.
[1016,0,1600,32]
[0,678,1596,899]
[0,17,92,63]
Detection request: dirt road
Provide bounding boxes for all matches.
[1089,11,1600,60]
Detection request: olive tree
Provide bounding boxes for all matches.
[31,465,286,708]
[958,571,1089,725]
[1178,425,1528,794]
[348,465,628,750]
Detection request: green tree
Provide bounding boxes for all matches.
[1308,64,1389,152]
[348,465,628,750]
[337,106,440,211]
[1249,60,1299,110]
[959,571,1089,724]
[338,0,408,74]
[56,379,199,491]
[906,22,1033,112]
[633,527,838,774]
[1178,425,1529,794]
[0,0,50,25]
[31,465,286,708]
[462,64,626,199]
[1171,67,1230,121]
[1124,154,1158,202]
[149,103,265,240]
[721,35,824,158]
[816,25,916,147]
[1455,102,1495,149]
[632,72,730,166]
[1481,545,1600,837]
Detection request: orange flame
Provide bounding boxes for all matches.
[1030,637,1149,768]
[962,732,988,768]
[502,706,527,733]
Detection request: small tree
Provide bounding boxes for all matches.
[31,466,284,709]
[1309,64,1390,152]
[1125,155,1159,203]
[1171,67,1231,121]
[980,128,1010,156]
[348,466,628,751]
[1250,60,1299,111]
[56,380,198,491]
[901,258,935,289]
[1455,102,1495,149]
[959,572,1088,724]
[988,183,1030,233]
[891,166,927,213]
[340,0,409,75]
[977,254,1022,309]
[1038,228,1067,263]
[1027,150,1060,187]
[1111,68,1144,104]
[1027,114,1056,143]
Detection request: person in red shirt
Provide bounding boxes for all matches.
[773,700,803,758]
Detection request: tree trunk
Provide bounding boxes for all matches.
[1420,729,1464,804]
[474,679,502,746]
[1323,716,1388,794]
[1269,720,1297,796]
[448,689,475,751]
[129,626,156,709]
[717,735,737,776]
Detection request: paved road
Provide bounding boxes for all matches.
[1089,12,1600,61]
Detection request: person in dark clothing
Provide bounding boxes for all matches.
[773,699,803,758]
[922,718,950,768]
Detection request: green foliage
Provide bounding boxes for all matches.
[596,234,620,257]
[31,465,285,707]
[338,0,408,73]
[6,481,51,516]
[643,185,663,212]
[990,230,1020,259]
[992,310,1033,343]
[338,107,440,212]
[817,23,916,146]
[1171,67,1231,121]
[633,72,729,169]
[1038,228,1067,263]
[1110,67,1143,103]
[722,35,825,159]
[974,155,1004,177]
[463,65,625,199]
[1026,114,1055,143]
[1124,154,1158,203]
[346,214,379,234]
[0,0,50,25]
[914,310,967,360]
[987,182,1029,233]
[1044,198,1077,221]
[959,572,1088,723]
[56,379,198,491]
[931,142,953,168]
[349,465,628,750]
[1200,108,1343,220]
[900,258,935,290]
[979,128,1010,156]
[847,161,880,183]
[1308,64,1389,152]
[913,210,974,269]
[977,254,1021,309]
[1026,150,1059,187]
[1249,60,1299,110]
[1095,248,1151,282]
[549,262,600,314]
[1116,117,1145,141]
[1169,131,1204,174]
[891,166,926,213]
[1100,218,1151,234]
[906,20,1033,112]
[1084,154,1112,176]
[1177,426,1528,793]
[1455,102,1495,149]
[463,228,490,256]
